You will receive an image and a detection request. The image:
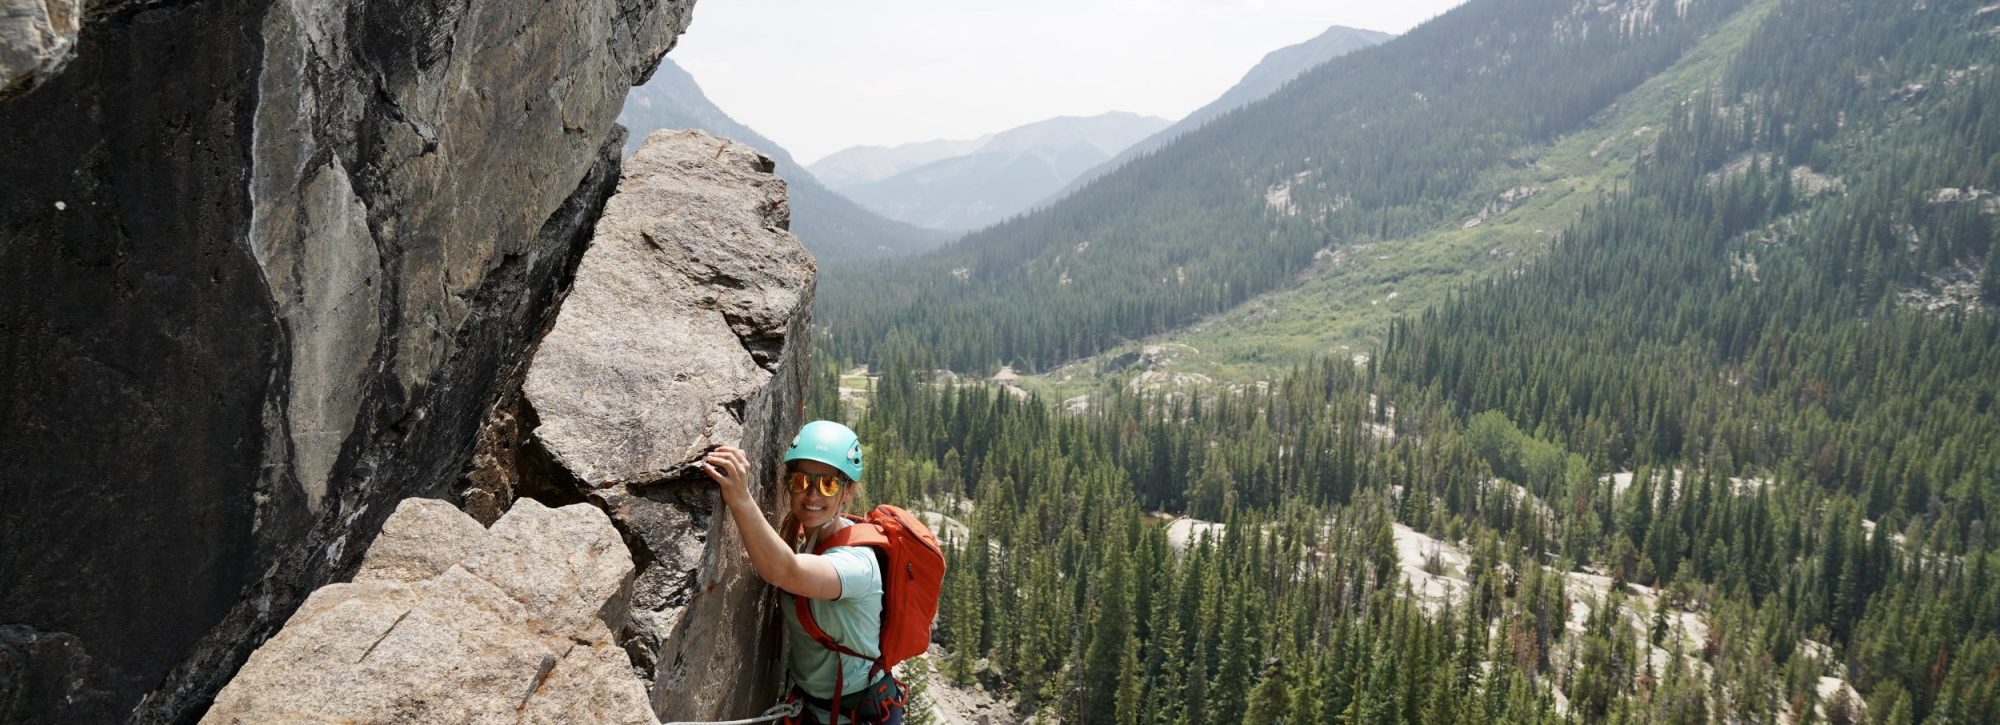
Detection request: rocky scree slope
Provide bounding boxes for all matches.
[0,0,818,721]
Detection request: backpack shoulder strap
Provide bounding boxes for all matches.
[809,515,888,554]
[797,518,888,658]
[793,594,863,656]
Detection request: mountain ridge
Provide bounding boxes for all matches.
[618,59,949,261]
[810,135,994,190]
[1051,24,1391,202]
[823,0,1756,373]
[832,111,1170,232]
[1032,1,1778,390]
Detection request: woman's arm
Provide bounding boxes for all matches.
[701,445,844,600]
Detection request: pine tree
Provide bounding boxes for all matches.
[1115,627,1146,725]
[1241,657,1290,725]
[1080,538,1134,724]
[901,656,942,725]
[944,538,980,683]
[1981,240,2000,306]
[1210,591,1259,725]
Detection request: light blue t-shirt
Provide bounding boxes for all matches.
[784,545,884,704]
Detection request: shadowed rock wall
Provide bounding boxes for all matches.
[0,0,696,720]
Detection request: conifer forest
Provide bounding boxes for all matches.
[816,0,2000,722]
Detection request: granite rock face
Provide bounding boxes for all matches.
[516,129,815,721]
[0,0,695,720]
[202,498,657,724]
[526,129,815,488]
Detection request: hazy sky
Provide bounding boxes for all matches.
[670,0,1471,164]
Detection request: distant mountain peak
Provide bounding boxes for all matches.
[827,113,1170,233]
[616,58,947,261]
[807,135,993,190]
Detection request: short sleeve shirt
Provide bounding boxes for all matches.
[783,545,885,703]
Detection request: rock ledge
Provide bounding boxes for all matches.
[202,498,657,724]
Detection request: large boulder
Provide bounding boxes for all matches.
[203,498,656,724]
[0,0,695,719]
[526,129,814,488]
[516,129,816,721]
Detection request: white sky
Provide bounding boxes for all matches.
[670,0,1471,165]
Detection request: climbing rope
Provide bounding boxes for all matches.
[661,699,802,725]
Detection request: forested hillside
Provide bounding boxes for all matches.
[822,0,1753,373]
[821,0,2000,722]
[1051,25,1390,203]
[1372,0,2000,716]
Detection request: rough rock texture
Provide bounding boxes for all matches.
[516,129,816,721]
[203,498,657,724]
[0,0,78,98]
[0,0,694,720]
[0,624,112,723]
[527,129,814,486]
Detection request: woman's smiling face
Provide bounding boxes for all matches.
[788,459,852,530]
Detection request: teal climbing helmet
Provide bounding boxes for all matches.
[782,420,863,482]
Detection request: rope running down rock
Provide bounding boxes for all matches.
[661,699,803,725]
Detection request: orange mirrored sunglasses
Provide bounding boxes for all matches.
[785,471,848,498]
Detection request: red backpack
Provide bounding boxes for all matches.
[794,505,946,723]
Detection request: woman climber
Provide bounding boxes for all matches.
[702,420,943,725]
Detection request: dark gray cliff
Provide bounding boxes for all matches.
[0,0,695,720]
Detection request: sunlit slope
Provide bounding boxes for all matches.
[823,0,1754,373]
[1064,0,1779,387]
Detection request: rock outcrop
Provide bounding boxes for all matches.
[526,129,814,488]
[0,0,697,720]
[203,498,657,724]
[200,129,817,722]
[512,129,815,721]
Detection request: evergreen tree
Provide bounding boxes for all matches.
[1241,657,1290,725]
[1080,536,1135,724]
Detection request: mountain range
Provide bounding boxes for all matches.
[616,59,948,261]
[808,135,994,190]
[823,112,1170,232]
